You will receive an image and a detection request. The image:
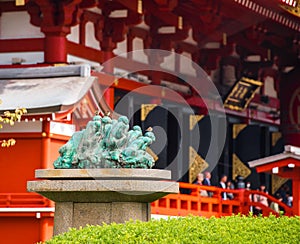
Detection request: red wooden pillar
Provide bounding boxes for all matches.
[27,0,84,64]
[43,32,68,64]
[281,166,300,216]
[103,87,115,110]
[40,215,54,242]
[293,178,300,216]
[101,47,115,110]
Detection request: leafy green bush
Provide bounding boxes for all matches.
[46,215,300,244]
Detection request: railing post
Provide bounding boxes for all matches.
[239,189,246,214]
[217,188,222,217]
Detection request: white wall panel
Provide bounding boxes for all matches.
[0,11,44,39]
[0,52,44,65]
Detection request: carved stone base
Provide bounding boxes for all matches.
[27,169,178,236]
[54,202,150,235]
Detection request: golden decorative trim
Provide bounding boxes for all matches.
[146,147,158,162]
[272,132,282,147]
[223,33,227,46]
[16,0,25,6]
[189,115,204,131]
[114,79,119,86]
[141,104,157,121]
[224,104,243,111]
[137,0,143,14]
[224,77,263,111]
[272,174,288,194]
[239,81,251,87]
[280,4,300,18]
[241,77,263,86]
[232,124,247,139]
[178,16,183,30]
[189,146,208,183]
[227,97,240,103]
[232,153,251,180]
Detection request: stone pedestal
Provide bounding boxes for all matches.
[27,169,179,235]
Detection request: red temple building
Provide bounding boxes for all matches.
[0,0,299,243]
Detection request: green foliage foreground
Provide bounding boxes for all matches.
[46,215,300,244]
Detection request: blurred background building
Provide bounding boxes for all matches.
[0,0,299,243]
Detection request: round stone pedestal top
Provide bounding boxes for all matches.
[35,168,171,180]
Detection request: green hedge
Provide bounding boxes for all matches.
[46,215,300,244]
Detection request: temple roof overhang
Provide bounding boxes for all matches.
[249,145,300,179]
[0,65,107,120]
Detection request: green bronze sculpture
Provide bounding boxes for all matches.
[54,114,156,169]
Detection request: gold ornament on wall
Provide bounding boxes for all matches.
[224,77,262,111]
[16,0,25,6]
[232,153,251,180]
[141,104,157,121]
[280,1,300,18]
[137,0,143,14]
[189,115,204,131]
[178,16,183,30]
[189,146,208,183]
[272,174,288,194]
[232,124,247,139]
[272,132,282,147]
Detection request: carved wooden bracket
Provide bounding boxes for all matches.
[26,0,85,35]
[91,1,143,51]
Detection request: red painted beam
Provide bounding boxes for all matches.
[94,71,192,104]
[95,71,281,125]
[66,41,106,64]
[278,168,300,180]
[0,64,49,69]
[252,94,280,110]
[0,38,44,53]
[255,157,300,173]
[187,96,280,125]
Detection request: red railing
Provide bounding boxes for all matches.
[0,193,52,208]
[0,185,292,218]
[244,190,293,216]
[151,182,293,217]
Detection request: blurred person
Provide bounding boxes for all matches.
[202,171,213,197]
[253,184,269,215]
[286,192,293,207]
[226,181,234,200]
[277,184,289,205]
[270,193,283,213]
[246,181,253,212]
[194,173,204,185]
[218,174,228,200]
[246,182,251,190]
[202,171,212,186]
[194,173,208,197]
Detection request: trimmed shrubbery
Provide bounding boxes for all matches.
[46,215,300,243]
